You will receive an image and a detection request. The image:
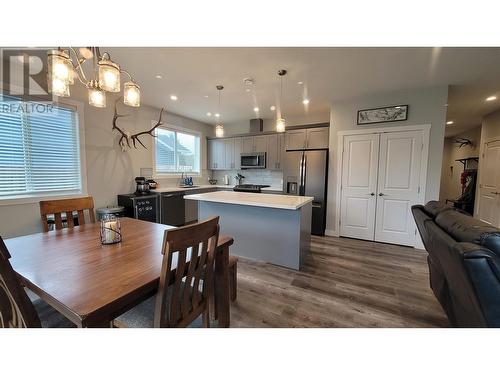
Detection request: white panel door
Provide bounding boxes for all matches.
[340,134,380,240]
[477,140,500,226]
[375,131,423,246]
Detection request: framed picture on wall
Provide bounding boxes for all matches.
[357,105,409,125]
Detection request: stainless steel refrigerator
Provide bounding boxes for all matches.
[283,149,328,236]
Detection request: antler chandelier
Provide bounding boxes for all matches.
[47,47,140,108]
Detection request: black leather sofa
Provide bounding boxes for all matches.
[412,201,500,327]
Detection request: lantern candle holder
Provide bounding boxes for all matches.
[100,214,122,245]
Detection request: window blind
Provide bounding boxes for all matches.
[155,127,200,174]
[0,94,81,198]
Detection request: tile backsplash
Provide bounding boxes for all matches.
[211,169,283,188]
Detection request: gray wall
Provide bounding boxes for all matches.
[439,126,481,201]
[0,84,213,238]
[326,86,449,234]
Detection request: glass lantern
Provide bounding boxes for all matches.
[100,214,122,245]
[276,117,286,133]
[88,86,106,108]
[123,81,141,107]
[215,123,224,137]
[47,49,74,85]
[98,57,121,92]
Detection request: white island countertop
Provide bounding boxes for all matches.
[154,184,283,194]
[184,191,313,210]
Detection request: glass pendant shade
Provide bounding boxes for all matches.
[215,123,224,138]
[276,117,286,133]
[88,87,106,108]
[98,58,121,92]
[123,81,141,107]
[48,49,74,85]
[50,77,70,97]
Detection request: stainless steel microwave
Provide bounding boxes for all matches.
[240,152,266,169]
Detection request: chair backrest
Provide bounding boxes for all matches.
[0,237,41,328]
[39,196,96,232]
[154,216,220,328]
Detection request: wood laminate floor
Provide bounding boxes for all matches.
[230,235,449,327]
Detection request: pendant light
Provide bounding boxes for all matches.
[215,85,224,138]
[276,69,287,133]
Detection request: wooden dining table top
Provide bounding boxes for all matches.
[5,217,233,327]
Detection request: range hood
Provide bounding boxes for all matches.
[249,118,263,133]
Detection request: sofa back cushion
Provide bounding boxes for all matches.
[435,209,500,256]
[423,201,453,218]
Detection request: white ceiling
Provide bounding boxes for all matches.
[104,47,500,133]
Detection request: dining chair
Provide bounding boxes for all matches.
[0,237,74,328]
[39,196,96,232]
[115,216,220,328]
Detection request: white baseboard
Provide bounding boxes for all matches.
[324,229,339,237]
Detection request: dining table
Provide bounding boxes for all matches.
[5,217,234,328]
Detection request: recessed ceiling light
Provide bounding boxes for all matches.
[254,107,259,112]
[245,88,251,92]
[155,74,163,79]
[270,105,276,111]
[170,95,178,101]
[215,113,220,118]
[302,99,310,105]
[297,81,303,85]
[446,121,454,125]
[486,96,497,102]
[206,112,212,117]
[204,95,209,98]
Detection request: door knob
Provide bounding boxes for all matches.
[378,193,385,196]
[368,192,375,196]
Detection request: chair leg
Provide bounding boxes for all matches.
[230,262,237,301]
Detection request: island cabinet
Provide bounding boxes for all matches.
[285,127,329,150]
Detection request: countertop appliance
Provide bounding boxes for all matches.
[240,152,266,169]
[233,184,270,193]
[135,177,150,194]
[283,149,328,236]
[117,192,159,223]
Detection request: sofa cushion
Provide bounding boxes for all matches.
[435,209,500,256]
[423,201,454,218]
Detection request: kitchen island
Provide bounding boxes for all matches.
[184,191,313,270]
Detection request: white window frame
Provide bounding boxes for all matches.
[0,97,88,206]
[152,123,202,178]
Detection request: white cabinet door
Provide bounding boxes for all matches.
[285,129,307,150]
[277,133,285,170]
[242,137,254,153]
[266,134,278,170]
[224,138,234,170]
[306,128,329,149]
[208,139,225,170]
[234,137,242,169]
[207,139,215,169]
[340,134,380,240]
[478,139,500,226]
[254,135,268,153]
[374,131,423,246]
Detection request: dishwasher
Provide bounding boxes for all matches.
[161,192,185,226]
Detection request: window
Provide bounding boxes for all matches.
[0,93,82,199]
[154,127,200,175]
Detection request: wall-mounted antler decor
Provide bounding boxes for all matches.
[453,137,474,148]
[112,98,165,150]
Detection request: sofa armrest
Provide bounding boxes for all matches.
[460,244,500,327]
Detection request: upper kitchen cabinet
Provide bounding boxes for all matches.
[254,135,268,153]
[224,138,235,170]
[267,133,285,170]
[242,136,254,153]
[233,137,242,169]
[207,138,225,170]
[285,127,329,150]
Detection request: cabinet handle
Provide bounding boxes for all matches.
[378,193,386,196]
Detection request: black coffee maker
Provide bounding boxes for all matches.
[135,177,150,194]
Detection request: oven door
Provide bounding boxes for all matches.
[241,152,266,169]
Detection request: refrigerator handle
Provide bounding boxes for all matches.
[300,153,307,196]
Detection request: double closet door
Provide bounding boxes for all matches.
[340,130,424,246]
